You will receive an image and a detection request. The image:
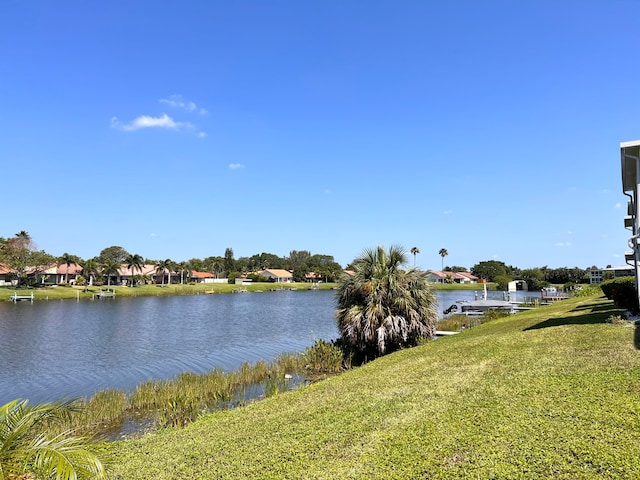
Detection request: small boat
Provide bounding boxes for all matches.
[444,283,519,316]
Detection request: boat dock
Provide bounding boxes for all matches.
[95,289,116,299]
[10,292,34,302]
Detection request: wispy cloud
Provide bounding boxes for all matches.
[229,163,245,170]
[443,210,453,215]
[198,131,207,138]
[615,202,622,209]
[160,94,208,115]
[111,114,191,132]
[554,242,573,247]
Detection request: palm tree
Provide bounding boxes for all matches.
[59,253,77,284]
[438,248,448,271]
[177,261,191,284]
[155,259,172,287]
[336,245,438,361]
[0,399,108,480]
[101,259,120,287]
[410,246,420,266]
[80,259,98,292]
[124,253,144,287]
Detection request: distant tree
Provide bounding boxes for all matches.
[59,252,78,284]
[175,261,191,284]
[287,250,311,271]
[307,254,343,282]
[101,259,120,287]
[410,247,420,266]
[444,266,467,272]
[471,260,509,282]
[98,245,129,263]
[438,248,448,270]
[224,248,235,277]
[0,232,53,286]
[0,399,108,480]
[249,252,284,271]
[494,275,512,291]
[155,259,172,286]
[336,245,438,361]
[521,268,547,290]
[80,258,99,291]
[124,253,144,287]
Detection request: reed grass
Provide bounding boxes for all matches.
[53,349,338,438]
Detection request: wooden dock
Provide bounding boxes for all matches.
[95,289,116,299]
[10,292,34,302]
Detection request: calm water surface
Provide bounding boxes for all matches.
[0,288,531,404]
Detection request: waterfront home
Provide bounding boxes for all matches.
[425,270,479,284]
[257,269,294,283]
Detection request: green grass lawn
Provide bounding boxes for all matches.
[105,293,640,479]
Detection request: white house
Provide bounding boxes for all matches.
[257,269,293,283]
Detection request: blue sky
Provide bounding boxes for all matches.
[1,1,639,270]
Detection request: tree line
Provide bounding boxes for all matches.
[468,259,598,290]
[0,232,345,286]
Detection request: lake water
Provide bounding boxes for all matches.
[0,288,534,404]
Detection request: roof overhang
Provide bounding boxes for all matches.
[621,140,640,193]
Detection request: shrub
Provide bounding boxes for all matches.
[601,277,639,314]
[574,284,602,297]
[304,340,344,373]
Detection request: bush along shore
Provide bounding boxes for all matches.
[103,290,640,479]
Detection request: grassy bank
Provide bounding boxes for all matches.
[0,280,489,302]
[0,282,338,301]
[106,292,640,479]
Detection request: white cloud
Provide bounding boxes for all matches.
[229,163,245,169]
[554,242,573,247]
[443,210,453,215]
[150,233,158,237]
[198,131,207,138]
[324,188,332,194]
[160,94,207,115]
[615,202,622,209]
[111,114,191,132]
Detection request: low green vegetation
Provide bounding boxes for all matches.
[21,342,347,445]
[600,276,639,313]
[0,282,339,302]
[104,291,640,479]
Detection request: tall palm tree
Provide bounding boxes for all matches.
[410,246,420,266]
[0,399,108,480]
[336,245,438,361]
[80,259,98,292]
[155,259,172,287]
[438,248,448,271]
[124,253,144,287]
[60,252,77,284]
[101,259,120,287]
[177,261,191,284]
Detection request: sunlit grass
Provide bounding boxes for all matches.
[106,293,640,479]
[0,282,338,301]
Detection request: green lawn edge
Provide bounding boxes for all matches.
[0,281,487,302]
[106,293,640,479]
